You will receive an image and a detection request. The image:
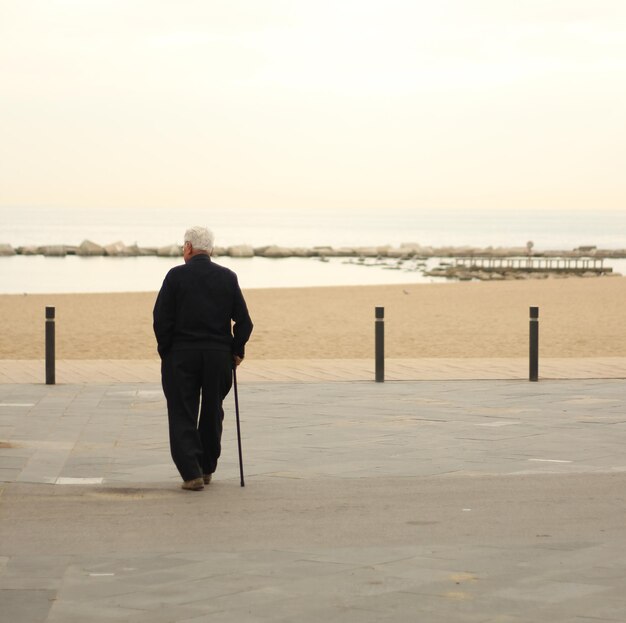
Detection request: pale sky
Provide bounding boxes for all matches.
[1,0,625,212]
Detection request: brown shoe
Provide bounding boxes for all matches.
[203,474,212,485]
[181,477,204,491]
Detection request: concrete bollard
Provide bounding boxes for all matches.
[45,306,55,385]
[375,306,384,382]
[529,306,539,382]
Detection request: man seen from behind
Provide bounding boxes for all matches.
[153,226,253,491]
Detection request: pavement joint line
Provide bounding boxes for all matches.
[0,403,35,407]
[55,477,105,485]
[2,357,626,384]
[528,459,573,463]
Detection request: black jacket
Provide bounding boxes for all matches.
[153,254,253,359]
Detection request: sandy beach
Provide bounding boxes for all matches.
[1,277,625,360]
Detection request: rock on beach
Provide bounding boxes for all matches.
[258,245,295,258]
[157,244,182,257]
[228,245,255,258]
[40,245,67,257]
[17,246,39,255]
[103,241,130,256]
[77,240,105,256]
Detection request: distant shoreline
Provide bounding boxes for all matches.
[1,240,625,259]
[2,241,624,284]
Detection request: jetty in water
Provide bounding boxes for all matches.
[0,241,625,260]
[0,241,623,280]
[426,256,614,280]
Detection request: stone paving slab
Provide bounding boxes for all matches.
[1,357,626,384]
[1,378,626,622]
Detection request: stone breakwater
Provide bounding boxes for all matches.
[0,240,625,260]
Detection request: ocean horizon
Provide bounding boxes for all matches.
[3,206,625,250]
[1,206,624,293]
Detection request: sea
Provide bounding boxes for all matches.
[1,206,624,294]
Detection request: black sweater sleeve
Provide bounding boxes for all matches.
[231,274,253,358]
[153,273,176,358]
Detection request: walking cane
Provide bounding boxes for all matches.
[233,364,245,487]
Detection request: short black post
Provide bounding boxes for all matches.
[45,306,56,385]
[375,306,384,382]
[529,306,539,382]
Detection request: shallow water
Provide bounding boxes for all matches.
[0,255,452,294]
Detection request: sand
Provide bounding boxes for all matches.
[1,277,625,360]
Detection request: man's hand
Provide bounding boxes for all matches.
[233,355,244,367]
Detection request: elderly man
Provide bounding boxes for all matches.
[153,226,253,491]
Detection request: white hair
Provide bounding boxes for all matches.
[184,226,215,252]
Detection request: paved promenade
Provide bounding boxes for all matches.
[1,361,625,622]
[1,356,626,384]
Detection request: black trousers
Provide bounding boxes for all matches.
[161,349,233,481]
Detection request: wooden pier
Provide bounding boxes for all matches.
[453,256,611,275]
